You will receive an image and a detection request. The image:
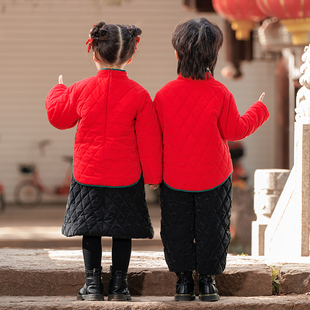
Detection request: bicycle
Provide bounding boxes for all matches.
[0,181,5,213]
[14,140,72,208]
[0,136,5,213]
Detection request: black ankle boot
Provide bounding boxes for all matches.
[174,271,195,301]
[108,266,131,301]
[77,267,104,301]
[198,274,219,301]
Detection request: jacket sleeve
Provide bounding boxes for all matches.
[218,92,270,141]
[135,92,163,185]
[45,83,80,130]
[153,92,164,132]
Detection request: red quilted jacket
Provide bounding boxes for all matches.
[46,69,162,187]
[154,73,270,192]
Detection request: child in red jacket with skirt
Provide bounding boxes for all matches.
[154,18,269,302]
[46,22,162,301]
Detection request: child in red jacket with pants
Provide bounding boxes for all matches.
[154,18,269,302]
[46,22,162,302]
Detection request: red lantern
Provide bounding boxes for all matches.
[212,0,267,40]
[256,0,310,45]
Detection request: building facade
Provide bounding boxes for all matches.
[0,0,276,203]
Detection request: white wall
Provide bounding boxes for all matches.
[0,0,275,202]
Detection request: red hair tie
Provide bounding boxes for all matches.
[135,36,141,50]
[86,25,95,53]
[85,37,93,53]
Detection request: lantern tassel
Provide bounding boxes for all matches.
[280,18,310,46]
[230,20,255,41]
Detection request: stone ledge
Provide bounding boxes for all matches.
[279,265,310,294]
[0,295,310,310]
[0,249,271,296]
[1,249,309,297]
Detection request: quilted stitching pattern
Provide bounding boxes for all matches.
[154,74,269,191]
[46,69,162,187]
[194,177,232,274]
[160,177,232,275]
[62,177,154,239]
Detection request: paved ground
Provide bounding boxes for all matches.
[0,202,162,250]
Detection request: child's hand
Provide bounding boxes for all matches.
[259,92,265,102]
[58,75,64,84]
[149,184,159,190]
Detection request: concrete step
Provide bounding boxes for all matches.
[1,249,310,297]
[1,295,310,310]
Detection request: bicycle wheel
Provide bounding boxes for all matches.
[0,191,5,213]
[14,180,42,208]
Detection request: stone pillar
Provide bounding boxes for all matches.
[252,169,290,256]
[294,123,310,256]
[295,44,310,256]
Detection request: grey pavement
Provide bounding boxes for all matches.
[0,202,162,250]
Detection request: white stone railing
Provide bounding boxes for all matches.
[296,45,310,124]
[252,44,310,261]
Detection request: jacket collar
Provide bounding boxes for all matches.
[177,72,214,81]
[96,68,127,79]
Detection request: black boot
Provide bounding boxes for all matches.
[174,271,195,301]
[77,267,104,301]
[198,274,219,302]
[108,266,131,301]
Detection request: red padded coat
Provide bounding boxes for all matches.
[46,69,162,187]
[154,73,270,192]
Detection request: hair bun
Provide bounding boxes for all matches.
[91,21,109,41]
[126,25,142,37]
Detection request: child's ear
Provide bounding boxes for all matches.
[127,56,133,65]
[175,50,179,61]
[93,53,99,63]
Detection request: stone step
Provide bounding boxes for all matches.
[1,295,310,310]
[1,249,310,297]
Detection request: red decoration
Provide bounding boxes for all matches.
[256,0,310,19]
[85,38,93,53]
[85,25,95,53]
[212,0,267,40]
[213,0,266,22]
[255,0,310,45]
[135,36,140,50]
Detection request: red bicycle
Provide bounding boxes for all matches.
[14,140,72,208]
[0,181,5,213]
[0,136,5,212]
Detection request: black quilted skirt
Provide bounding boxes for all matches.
[62,177,154,239]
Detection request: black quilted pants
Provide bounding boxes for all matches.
[160,176,232,275]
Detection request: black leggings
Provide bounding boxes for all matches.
[82,236,132,271]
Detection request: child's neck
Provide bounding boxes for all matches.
[95,62,126,71]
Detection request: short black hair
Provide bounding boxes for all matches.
[90,21,142,66]
[172,18,223,80]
